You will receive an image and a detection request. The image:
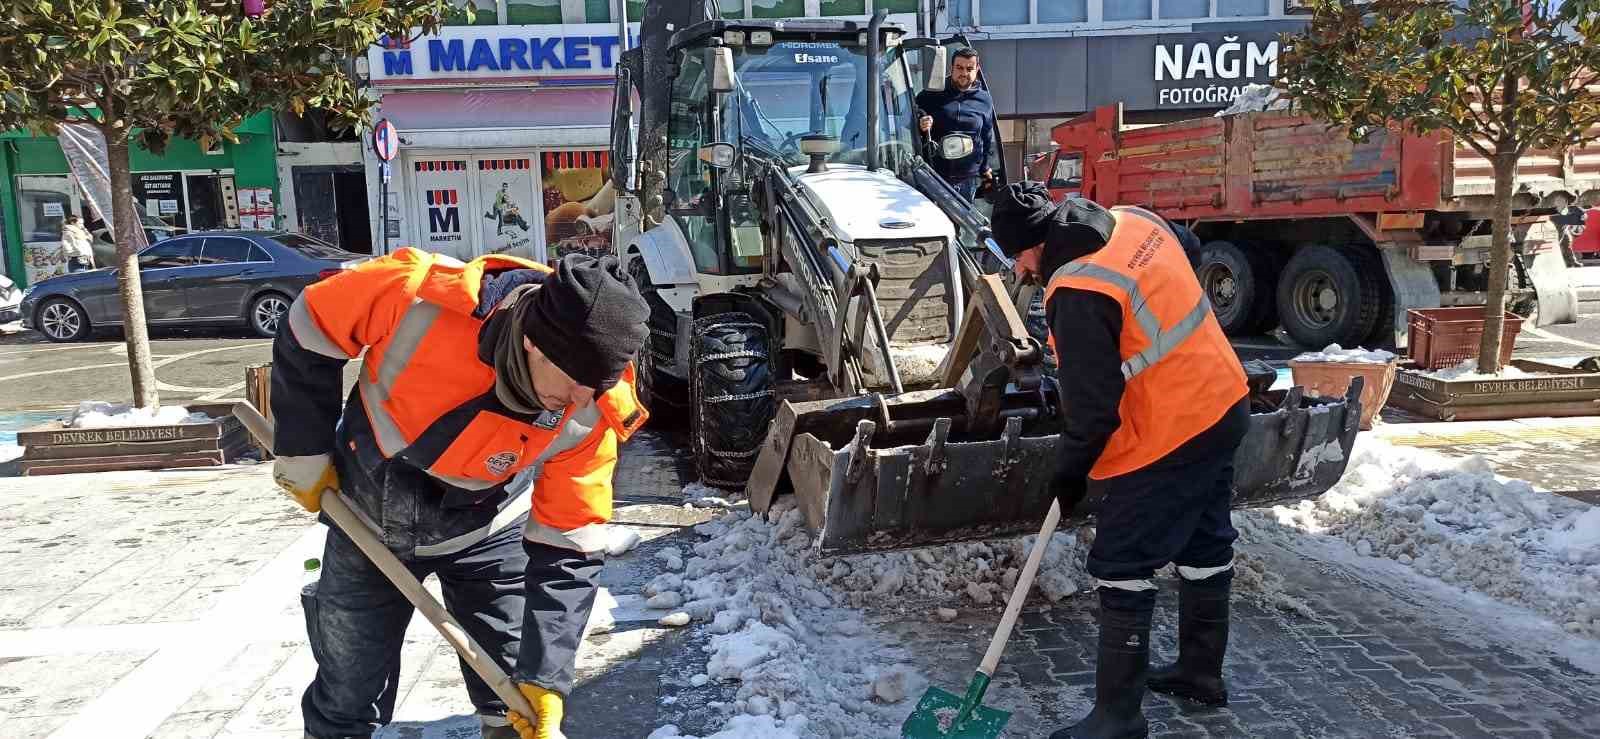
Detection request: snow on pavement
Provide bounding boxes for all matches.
[1252,437,1600,637]
[1290,343,1396,364]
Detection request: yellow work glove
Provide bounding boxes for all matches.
[506,683,565,739]
[272,453,338,513]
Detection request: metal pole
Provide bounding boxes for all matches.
[379,162,390,254]
[616,0,629,52]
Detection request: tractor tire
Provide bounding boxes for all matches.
[628,256,687,424]
[690,313,777,490]
[1196,240,1271,336]
[1276,244,1381,349]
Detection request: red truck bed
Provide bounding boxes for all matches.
[1049,104,1600,221]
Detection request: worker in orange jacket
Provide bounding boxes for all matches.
[270,248,649,739]
[991,183,1249,739]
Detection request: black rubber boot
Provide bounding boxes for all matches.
[1147,571,1232,707]
[1050,594,1153,739]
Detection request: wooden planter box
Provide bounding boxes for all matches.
[16,402,252,476]
[1389,360,1600,421]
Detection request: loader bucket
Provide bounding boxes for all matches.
[748,379,1364,556]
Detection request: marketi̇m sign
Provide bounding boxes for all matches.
[369,23,641,85]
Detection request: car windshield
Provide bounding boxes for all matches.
[273,233,353,260]
[727,39,917,168]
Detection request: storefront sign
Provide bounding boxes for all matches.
[370,23,640,85]
[1152,33,1282,108]
[980,21,1305,115]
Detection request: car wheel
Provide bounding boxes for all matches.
[249,292,291,338]
[38,298,90,342]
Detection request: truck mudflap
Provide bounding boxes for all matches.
[749,379,1364,556]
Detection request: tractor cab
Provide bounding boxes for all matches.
[657,20,935,277]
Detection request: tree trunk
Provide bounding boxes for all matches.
[105,130,160,408]
[1478,150,1518,375]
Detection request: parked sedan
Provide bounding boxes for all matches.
[21,231,367,342]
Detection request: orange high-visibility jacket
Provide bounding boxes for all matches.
[283,247,647,554]
[1044,207,1246,479]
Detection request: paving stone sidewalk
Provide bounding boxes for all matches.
[1,423,1597,738]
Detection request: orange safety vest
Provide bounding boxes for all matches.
[288,247,648,554]
[1043,207,1246,480]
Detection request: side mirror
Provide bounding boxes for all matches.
[924,46,947,92]
[699,142,737,169]
[709,47,737,93]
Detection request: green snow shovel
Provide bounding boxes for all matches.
[902,498,1063,738]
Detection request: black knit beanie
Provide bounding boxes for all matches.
[988,181,1057,256]
[522,253,650,394]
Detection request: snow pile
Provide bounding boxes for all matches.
[0,443,21,464]
[1291,343,1396,364]
[1215,84,1291,116]
[888,342,951,385]
[643,503,933,738]
[817,531,1094,609]
[683,482,744,509]
[1260,438,1600,636]
[67,401,212,429]
[1423,359,1538,381]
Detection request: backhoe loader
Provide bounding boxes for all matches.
[610,2,1363,555]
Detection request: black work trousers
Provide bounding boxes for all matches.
[299,518,601,739]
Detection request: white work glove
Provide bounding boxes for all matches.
[273,453,338,513]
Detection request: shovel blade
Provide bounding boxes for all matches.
[901,686,1010,739]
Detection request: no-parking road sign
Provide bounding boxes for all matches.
[372,119,400,162]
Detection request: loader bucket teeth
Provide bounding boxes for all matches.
[748,380,1364,557]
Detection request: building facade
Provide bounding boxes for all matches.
[360,0,917,263]
[0,112,279,286]
[931,0,1307,175]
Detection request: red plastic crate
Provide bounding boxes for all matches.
[1406,307,1524,370]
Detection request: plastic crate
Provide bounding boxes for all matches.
[1406,307,1524,370]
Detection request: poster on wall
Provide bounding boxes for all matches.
[542,151,613,264]
[413,160,472,260]
[476,158,539,261]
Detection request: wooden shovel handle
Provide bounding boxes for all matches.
[232,402,538,720]
[979,498,1062,676]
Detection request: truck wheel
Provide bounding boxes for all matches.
[1277,245,1381,349]
[628,256,686,423]
[690,313,776,490]
[1242,243,1286,335]
[1196,241,1269,336]
[1349,245,1398,348]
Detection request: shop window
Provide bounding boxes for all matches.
[506,0,558,23]
[980,0,1029,24]
[878,0,918,11]
[820,0,866,14]
[1038,0,1087,22]
[446,0,498,25]
[948,0,973,25]
[541,151,613,263]
[585,0,645,22]
[751,0,805,18]
[1218,0,1268,15]
[1160,0,1209,17]
[1103,0,1153,20]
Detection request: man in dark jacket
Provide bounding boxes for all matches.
[990,183,1250,739]
[915,48,996,201]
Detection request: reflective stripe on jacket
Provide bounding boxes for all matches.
[1044,207,1246,479]
[284,247,647,554]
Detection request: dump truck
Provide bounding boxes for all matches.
[609,6,1365,554]
[1029,102,1591,350]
